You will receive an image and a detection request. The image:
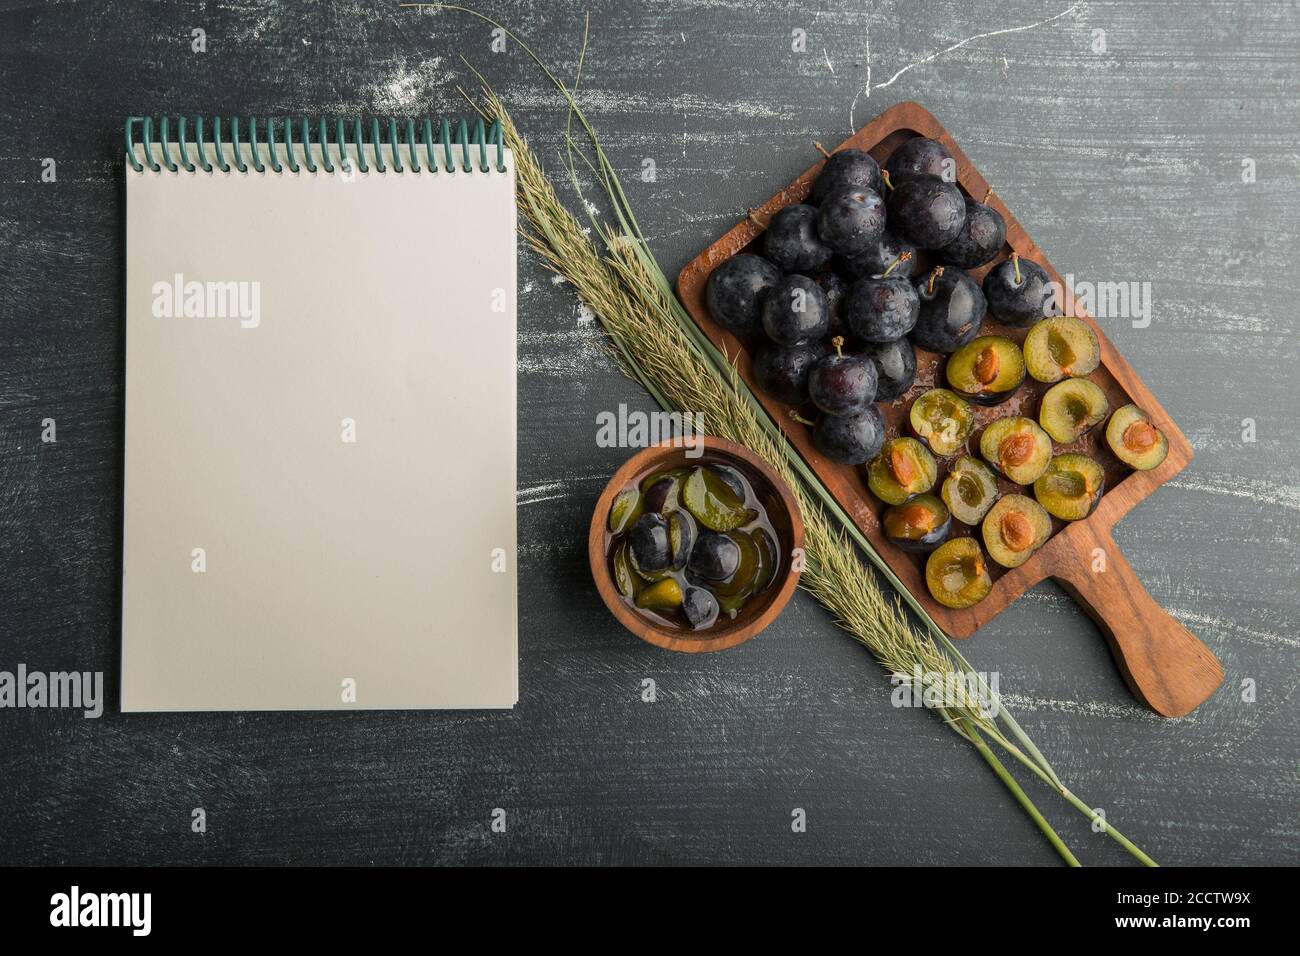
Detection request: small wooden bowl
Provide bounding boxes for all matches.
[588,438,804,653]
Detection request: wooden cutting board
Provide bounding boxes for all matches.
[676,101,1223,718]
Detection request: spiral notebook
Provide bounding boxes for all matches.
[120,117,518,711]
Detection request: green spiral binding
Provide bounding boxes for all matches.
[124,116,509,175]
[282,118,300,173]
[301,118,317,173]
[177,118,196,172]
[230,118,249,173]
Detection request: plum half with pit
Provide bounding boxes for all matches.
[886,174,966,249]
[812,404,885,464]
[983,253,1055,327]
[705,253,781,336]
[809,336,877,417]
[764,203,833,272]
[981,494,1052,569]
[979,416,1053,485]
[855,337,917,401]
[816,185,886,256]
[754,341,826,404]
[761,274,831,346]
[911,266,986,354]
[811,147,883,203]
[882,494,952,553]
[867,437,937,505]
[1106,404,1169,471]
[945,334,1025,406]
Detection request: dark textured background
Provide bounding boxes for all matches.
[1,0,1296,866]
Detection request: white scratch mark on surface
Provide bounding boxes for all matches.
[999,693,1170,723]
[848,24,871,131]
[823,48,835,74]
[1166,474,1300,513]
[517,474,609,507]
[1001,55,1010,79]
[1168,609,1300,650]
[870,3,1082,94]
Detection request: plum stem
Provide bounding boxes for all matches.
[1011,252,1021,284]
[812,140,832,159]
[881,250,913,279]
[927,266,945,296]
[746,208,767,230]
[788,409,816,426]
[881,169,894,192]
[983,186,993,203]
[831,335,844,357]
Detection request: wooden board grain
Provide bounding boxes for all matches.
[677,102,1222,716]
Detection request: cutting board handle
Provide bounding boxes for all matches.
[1053,534,1223,717]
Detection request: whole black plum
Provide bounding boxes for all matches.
[764,204,833,272]
[886,174,967,249]
[855,337,917,402]
[816,185,886,257]
[753,341,826,404]
[813,405,885,465]
[761,274,831,346]
[885,137,955,183]
[808,337,878,417]
[688,531,741,582]
[837,229,920,280]
[844,266,920,343]
[910,266,986,354]
[937,196,1006,269]
[811,148,883,203]
[705,253,782,336]
[983,253,1055,327]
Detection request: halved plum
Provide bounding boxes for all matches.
[945,335,1026,405]
[867,437,938,505]
[1023,316,1100,383]
[1106,404,1169,471]
[1034,453,1105,521]
[1039,378,1109,444]
[981,494,1052,568]
[941,455,1000,526]
[608,487,644,533]
[925,537,993,609]
[979,416,1052,485]
[882,494,952,552]
[909,388,976,457]
[635,577,684,611]
[682,466,755,531]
